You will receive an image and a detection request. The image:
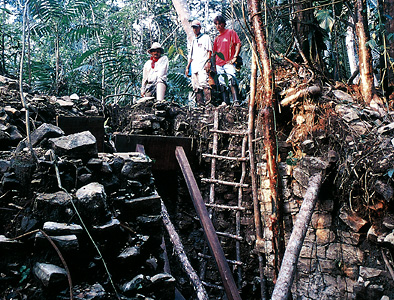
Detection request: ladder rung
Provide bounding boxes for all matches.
[202,281,224,290]
[205,203,245,211]
[210,129,247,135]
[198,253,243,266]
[202,153,248,161]
[201,178,249,188]
[216,231,243,241]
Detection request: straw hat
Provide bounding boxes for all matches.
[147,42,164,54]
[191,20,201,27]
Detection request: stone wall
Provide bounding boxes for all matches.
[258,157,394,300]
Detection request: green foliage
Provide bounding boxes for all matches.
[286,151,299,166]
[19,265,30,284]
[1,0,392,101]
[315,9,335,32]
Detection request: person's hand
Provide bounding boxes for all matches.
[230,57,237,65]
[185,68,189,77]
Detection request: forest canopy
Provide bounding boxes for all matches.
[0,0,393,104]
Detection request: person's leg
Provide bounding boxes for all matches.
[223,64,240,105]
[216,65,230,105]
[156,82,166,101]
[203,87,211,104]
[191,73,203,106]
[198,69,211,105]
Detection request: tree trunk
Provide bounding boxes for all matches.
[385,0,394,60]
[55,29,60,95]
[382,0,394,95]
[0,0,6,75]
[271,172,324,300]
[355,0,375,104]
[171,0,194,44]
[346,15,359,84]
[247,0,284,277]
[161,200,209,300]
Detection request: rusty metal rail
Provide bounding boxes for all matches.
[175,146,242,300]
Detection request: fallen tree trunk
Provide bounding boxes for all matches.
[175,146,241,300]
[271,172,324,300]
[280,85,322,107]
[161,199,209,300]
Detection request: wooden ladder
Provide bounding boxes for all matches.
[199,109,249,292]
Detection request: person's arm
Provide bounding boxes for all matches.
[204,50,212,72]
[230,42,241,65]
[185,58,192,77]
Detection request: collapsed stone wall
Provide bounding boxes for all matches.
[0,77,177,299]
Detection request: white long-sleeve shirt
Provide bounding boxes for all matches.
[141,56,169,95]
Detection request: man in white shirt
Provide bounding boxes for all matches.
[141,42,168,101]
[185,20,212,106]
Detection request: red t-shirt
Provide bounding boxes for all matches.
[213,29,241,66]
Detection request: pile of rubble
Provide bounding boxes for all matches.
[0,76,179,299]
[0,124,177,299]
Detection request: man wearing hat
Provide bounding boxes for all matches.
[185,20,212,106]
[141,42,169,101]
[213,15,241,106]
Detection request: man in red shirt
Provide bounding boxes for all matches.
[213,15,241,106]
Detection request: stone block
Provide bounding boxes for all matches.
[42,222,82,235]
[319,259,337,273]
[292,180,306,198]
[383,213,394,230]
[33,263,67,288]
[367,225,389,244]
[75,182,108,224]
[0,235,23,251]
[343,265,358,279]
[30,123,64,147]
[359,266,383,279]
[33,191,73,222]
[303,228,317,244]
[383,231,394,246]
[337,230,361,245]
[124,194,161,216]
[316,229,336,245]
[120,152,152,180]
[339,205,368,232]
[283,200,300,215]
[316,246,326,258]
[315,199,334,212]
[374,180,393,202]
[311,212,332,229]
[35,232,79,252]
[49,130,98,159]
[297,258,317,273]
[326,243,364,265]
[300,244,314,258]
[293,167,310,189]
[336,276,356,293]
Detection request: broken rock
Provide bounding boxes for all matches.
[33,262,67,288]
[31,123,64,147]
[75,182,108,224]
[49,130,98,159]
[339,205,368,232]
